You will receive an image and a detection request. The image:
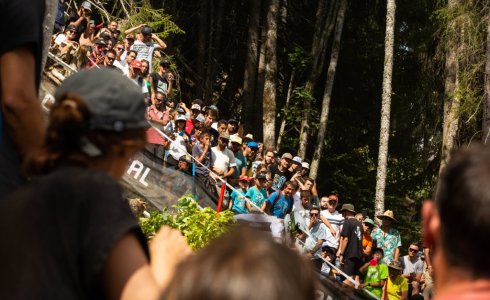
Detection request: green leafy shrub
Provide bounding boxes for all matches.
[139,194,236,250]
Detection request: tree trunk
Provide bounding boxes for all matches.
[297,0,339,158]
[41,0,58,72]
[277,70,295,148]
[197,1,209,100]
[374,0,396,219]
[262,0,280,149]
[483,7,490,143]
[309,0,347,180]
[242,0,261,129]
[439,0,460,174]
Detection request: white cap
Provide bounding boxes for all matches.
[301,162,310,169]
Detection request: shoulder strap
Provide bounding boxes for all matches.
[271,191,282,210]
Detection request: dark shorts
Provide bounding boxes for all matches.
[342,257,362,277]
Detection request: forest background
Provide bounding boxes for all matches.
[61,0,489,245]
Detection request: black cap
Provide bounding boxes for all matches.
[141,26,152,35]
[55,69,149,132]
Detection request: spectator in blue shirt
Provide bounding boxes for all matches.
[266,181,296,219]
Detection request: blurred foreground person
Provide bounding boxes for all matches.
[422,144,490,300]
[0,69,190,299]
[162,227,317,300]
[0,0,46,197]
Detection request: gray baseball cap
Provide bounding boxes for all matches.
[55,68,149,132]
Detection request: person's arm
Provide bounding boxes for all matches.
[223,166,235,179]
[125,23,146,35]
[167,73,174,95]
[149,75,157,106]
[101,226,190,300]
[308,239,323,257]
[319,214,336,237]
[1,46,45,159]
[194,144,209,163]
[338,236,348,263]
[401,290,408,300]
[363,239,372,256]
[151,33,167,49]
[359,262,370,274]
[69,10,85,28]
[393,247,400,262]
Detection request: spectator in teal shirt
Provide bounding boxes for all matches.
[246,173,268,213]
[229,175,250,214]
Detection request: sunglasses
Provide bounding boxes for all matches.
[310,213,319,216]
[409,248,418,252]
[116,47,124,51]
[106,56,116,61]
[328,200,337,205]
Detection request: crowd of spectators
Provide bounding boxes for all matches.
[48,3,436,299]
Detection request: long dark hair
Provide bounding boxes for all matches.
[25,93,146,176]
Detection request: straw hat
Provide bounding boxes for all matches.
[388,260,403,271]
[377,210,397,223]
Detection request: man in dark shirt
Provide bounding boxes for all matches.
[67,1,91,40]
[150,60,174,105]
[268,152,293,192]
[338,203,364,286]
[0,0,46,197]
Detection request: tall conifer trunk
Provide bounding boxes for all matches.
[310,0,347,180]
[374,0,396,219]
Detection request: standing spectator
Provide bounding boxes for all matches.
[67,1,91,40]
[319,195,343,259]
[229,175,250,214]
[192,129,211,181]
[146,101,169,164]
[53,0,66,34]
[241,141,258,177]
[167,115,189,166]
[338,203,364,287]
[118,49,137,75]
[53,25,79,56]
[265,181,295,219]
[150,60,174,106]
[385,260,409,300]
[371,210,402,264]
[362,217,375,261]
[245,173,268,213]
[210,132,236,183]
[128,25,167,72]
[268,153,293,192]
[101,49,118,70]
[359,247,389,299]
[400,242,423,297]
[227,119,239,135]
[79,20,96,48]
[262,148,276,169]
[229,135,246,185]
[0,0,46,197]
[86,38,106,68]
[306,206,328,271]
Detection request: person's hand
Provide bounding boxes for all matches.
[149,226,191,288]
[168,73,174,81]
[329,227,336,237]
[180,102,187,109]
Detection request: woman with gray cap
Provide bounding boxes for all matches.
[0,69,190,299]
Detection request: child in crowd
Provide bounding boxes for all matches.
[229,176,250,214]
[245,173,268,213]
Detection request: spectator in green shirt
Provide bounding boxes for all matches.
[360,247,389,298]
